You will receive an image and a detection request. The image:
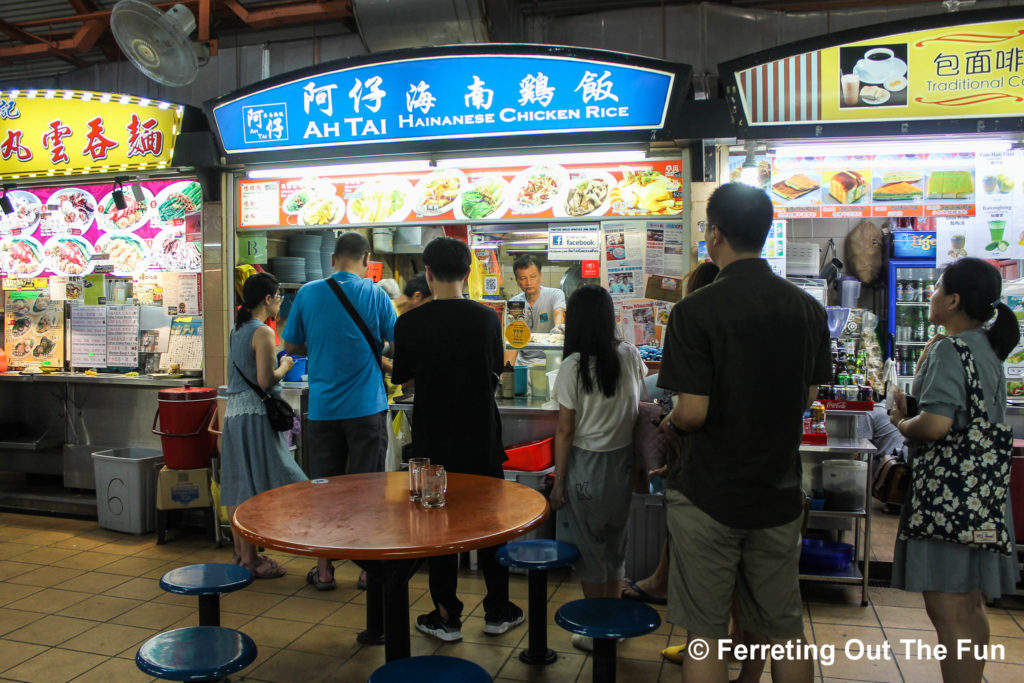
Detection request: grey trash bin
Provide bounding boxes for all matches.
[92,448,164,534]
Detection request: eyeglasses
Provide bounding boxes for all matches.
[272,293,284,301]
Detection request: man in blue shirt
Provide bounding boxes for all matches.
[283,231,396,589]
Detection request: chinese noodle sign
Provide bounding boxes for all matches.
[0,89,183,179]
[731,17,1024,125]
[210,54,675,155]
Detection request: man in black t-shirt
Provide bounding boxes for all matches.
[391,237,523,643]
[657,184,829,683]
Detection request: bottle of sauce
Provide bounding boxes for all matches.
[501,362,515,399]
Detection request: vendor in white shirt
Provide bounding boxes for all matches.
[505,255,566,367]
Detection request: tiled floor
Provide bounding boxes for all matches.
[0,509,1022,682]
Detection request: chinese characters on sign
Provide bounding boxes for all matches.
[0,90,182,178]
[212,54,676,154]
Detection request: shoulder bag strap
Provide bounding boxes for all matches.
[232,361,270,401]
[324,277,384,375]
[946,336,988,422]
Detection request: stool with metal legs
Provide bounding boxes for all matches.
[555,597,660,683]
[159,563,253,626]
[496,538,580,665]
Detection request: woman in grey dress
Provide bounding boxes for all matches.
[889,257,1020,682]
[223,272,307,578]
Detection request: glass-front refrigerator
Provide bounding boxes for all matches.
[888,231,939,393]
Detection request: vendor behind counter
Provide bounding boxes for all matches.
[504,255,566,367]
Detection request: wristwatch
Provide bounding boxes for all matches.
[665,418,687,436]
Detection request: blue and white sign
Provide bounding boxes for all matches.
[892,231,937,259]
[549,223,602,261]
[210,53,676,155]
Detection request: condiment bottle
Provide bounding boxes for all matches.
[501,362,515,399]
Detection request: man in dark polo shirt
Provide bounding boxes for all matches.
[658,183,830,683]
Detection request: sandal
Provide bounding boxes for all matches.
[240,559,286,579]
[231,553,243,566]
[306,566,336,591]
[621,578,667,605]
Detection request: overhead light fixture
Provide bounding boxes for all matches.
[775,139,1014,157]
[437,150,648,169]
[246,159,433,179]
[0,185,14,215]
[738,141,761,187]
[111,176,130,211]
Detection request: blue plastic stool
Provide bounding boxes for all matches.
[497,539,579,665]
[555,598,661,683]
[160,563,253,626]
[136,626,257,681]
[368,655,491,682]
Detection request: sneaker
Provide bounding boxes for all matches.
[483,603,525,635]
[415,610,462,642]
[572,634,594,652]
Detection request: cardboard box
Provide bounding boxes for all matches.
[157,466,212,510]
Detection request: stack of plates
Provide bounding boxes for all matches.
[268,257,305,284]
[320,232,334,274]
[288,234,323,281]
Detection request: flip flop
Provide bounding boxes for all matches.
[306,566,336,591]
[662,643,686,664]
[356,570,367,590]
[621,578,667,605]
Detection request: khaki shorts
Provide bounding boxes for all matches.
[665,488,804,640]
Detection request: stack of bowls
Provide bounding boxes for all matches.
[287,233,323,282]
[319,232,334,275]
[267,257,305,284]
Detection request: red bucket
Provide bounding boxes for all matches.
[153,386,217,470]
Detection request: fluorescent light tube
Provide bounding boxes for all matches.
[436,150,648,169]
[247,160,433,179]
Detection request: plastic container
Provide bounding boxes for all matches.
[504,437,554,471]
[513,365,528,396]
[546,370,560,402]
[372,227,394,253]
[152,386,217,470]
[503,465,555,490]
[278,350,307,382]
[822,459,867,511]
[799,539,854,572]
[92,447,164,534]
[529,365,549,400]
[840,277,862,308]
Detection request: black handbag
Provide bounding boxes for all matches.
[232,362,295,432]
[899,336,1013,555]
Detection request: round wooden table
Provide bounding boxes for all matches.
[233,471,549,660]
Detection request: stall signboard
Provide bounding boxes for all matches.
[0,89,184,180]
[237,159,683,228]
[723,11,1024,129]
[769,153,976,219]
[0,178,203,278]
[5,289,64,368]
[208,50,680,157]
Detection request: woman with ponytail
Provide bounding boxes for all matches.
[222,272,306,578]
[889,257,1020,682]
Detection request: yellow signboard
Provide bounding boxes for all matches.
[504,320,531,349]
[734,18,1024,126]
[0,89,184,180]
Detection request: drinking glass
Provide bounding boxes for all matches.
[408,457,429,501]
[420,465,447,509]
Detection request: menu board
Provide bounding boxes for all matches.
[70,305,106,368]
[0,178,203,278]
[4,290,64,368]
[769,153,976,220]
[236,160,684,228]
[106,305,139,368]
[160,317,204,371]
